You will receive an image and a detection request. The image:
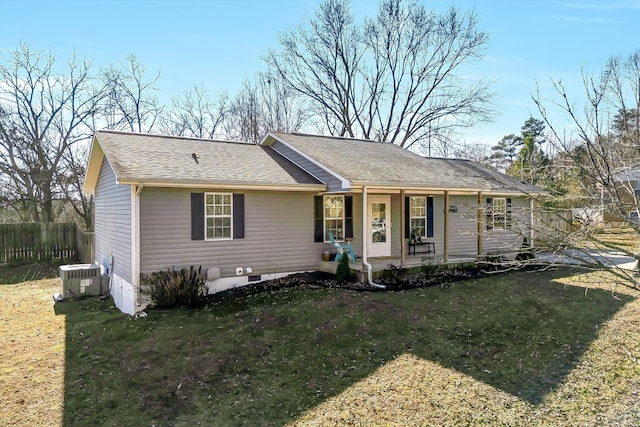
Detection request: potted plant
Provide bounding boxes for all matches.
[322,250,333,261]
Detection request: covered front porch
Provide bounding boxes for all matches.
[318,253,478,278]
[318,183,534,284]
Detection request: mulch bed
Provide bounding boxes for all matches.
[207,264,509,302]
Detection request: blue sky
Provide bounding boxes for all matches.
[1,0,639,149]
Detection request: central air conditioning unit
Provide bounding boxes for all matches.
[59,264,102,299]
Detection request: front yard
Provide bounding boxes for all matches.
[1,265,639,426]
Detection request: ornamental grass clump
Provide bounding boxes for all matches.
[141,265,208,308]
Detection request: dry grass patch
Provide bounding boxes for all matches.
[555,269,640,297]
[580,225,640,252]
[0,279,64,427]
[290,354,533,426]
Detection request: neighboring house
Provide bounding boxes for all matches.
[612,164,640,223]
[83,130,542,314]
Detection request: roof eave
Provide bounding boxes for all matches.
[348,181,544,196]
[116,178,327,192]
[82,135,105,196]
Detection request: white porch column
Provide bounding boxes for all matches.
[400,189,406,267]
[443,190,449,262]
[530,197,535,248]
[477,191,483,256]
[362,186,368,266]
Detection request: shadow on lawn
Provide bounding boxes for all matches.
[55,267,633,426]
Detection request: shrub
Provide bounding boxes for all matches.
[420,257,444,276]
[335,253,355,284]
[483,253,505,264]
[516,237,536,261]
[141,266,208,308]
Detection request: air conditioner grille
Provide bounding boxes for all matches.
[59,264,102,298]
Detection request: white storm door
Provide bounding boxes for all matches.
[368,196,391,257]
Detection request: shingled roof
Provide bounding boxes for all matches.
[83,131,323,194]
[84,130,542,196]
[267,132,542,194]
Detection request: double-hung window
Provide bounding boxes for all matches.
[410,196,426,238]
[405,196,433,239]
[324,195,344,241]
[205,193,232,239]
[486,197,511,230]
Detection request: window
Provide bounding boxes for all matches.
[205,193,232,239]
[314,195,353,243]
[404,196,433,239]
[324,195,344,241]
[486,197,512,230]
[410,196,426,238]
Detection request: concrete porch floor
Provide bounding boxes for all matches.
[319,254,478,277]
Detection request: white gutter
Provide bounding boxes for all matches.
[116,179,326,192]
[362,185,386,289]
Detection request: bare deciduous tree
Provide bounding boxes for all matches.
[265,0,362,138]
[534,50,640,221]
[101,54,163,133]
[265,0,493,153]
[0,44,102,228]
[161,85,228,139]
[226,75,308,143]
[532,49,640,289]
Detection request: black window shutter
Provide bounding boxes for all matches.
[314,195,324,242]
[233,194,245,239]
[506,197,512,230]
[486,198,493,231]
[345,196,353,239]
[191,193,204,240]
[405,197,411,238]
[427,196,434,237]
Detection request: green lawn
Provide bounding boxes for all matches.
[2,266,639,426]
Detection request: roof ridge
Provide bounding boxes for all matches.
[274,132,477,161]
[278,131,388,145]
[96,129,255,145]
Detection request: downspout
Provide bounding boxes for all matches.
[362,185,386,289]
[134,183,143,309]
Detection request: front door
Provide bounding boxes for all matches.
[368,196,391,257]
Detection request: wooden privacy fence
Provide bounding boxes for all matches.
[0,222,94,264]
[534,210,572,247]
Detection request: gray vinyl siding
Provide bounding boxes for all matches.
[94,158,132,282]
[140,188,327,276]
[271,140,345,191]
[390,194,402,257]
[448,196,480,257]
[482,196,530,254]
